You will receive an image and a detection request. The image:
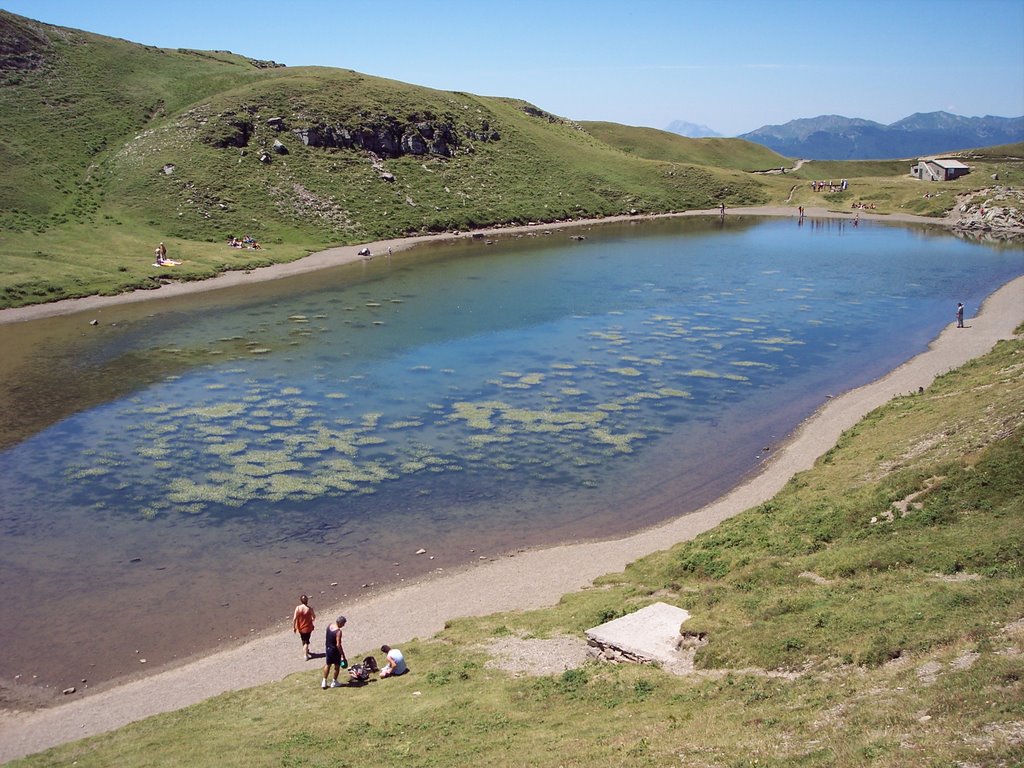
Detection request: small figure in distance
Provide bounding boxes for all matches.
[719,202,726,217]
[321,616,348,689]
[154,243,180,266]
[956,302,965,328]
[379,644,407,678]
[292,594,316,660]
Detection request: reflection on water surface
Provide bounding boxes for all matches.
[0,216,1020,698]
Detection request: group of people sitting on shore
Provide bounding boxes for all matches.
[851,201,877,210]
[227,235,262,250]
[292,596,407,690]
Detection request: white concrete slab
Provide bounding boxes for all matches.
[585,601,690,666]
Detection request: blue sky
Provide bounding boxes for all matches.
[4,0,1023,136]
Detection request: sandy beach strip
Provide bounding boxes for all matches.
[0,260,1020,762]
[0,205,946,326]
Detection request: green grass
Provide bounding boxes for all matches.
[4,13,1024,764]
[12,325,1024,766]
[776,144,1024,217]
[0,11,770,310]
[580,120,791,171]
[8,11,1020,313]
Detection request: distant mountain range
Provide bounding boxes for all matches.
[735,112,1024,160]
[664,120,722,139]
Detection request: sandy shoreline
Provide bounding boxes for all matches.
[0,211,1020,763]
[0,205,948,326]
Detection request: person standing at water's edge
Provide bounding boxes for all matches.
[292,594,316,660]
[957,302,965,328]
[322,616,347,689]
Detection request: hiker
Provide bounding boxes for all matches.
[292,594,316,660]
[956,302,965,328]
[321,616,348,689]
[379,644,407,678]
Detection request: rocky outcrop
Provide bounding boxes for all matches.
[952,186,1024,239]
[196,101,501,161]
[293,117,493,159]
[519,104,560,123]
[247,57,285,70]
[0,10,51,72]
[202,114,254,148]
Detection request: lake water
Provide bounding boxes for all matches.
[1,215,1021,701]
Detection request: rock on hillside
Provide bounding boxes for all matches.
[952,186,1024,239]
[194,105,503,164]
[0,10,51,73]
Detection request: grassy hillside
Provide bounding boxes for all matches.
[11,332,1023,767]
[776,142,1024,217]
[0,10,769,310]
[580,120,791,170]
[2,12,1022,313]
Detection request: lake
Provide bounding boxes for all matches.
[1,214,1021,701]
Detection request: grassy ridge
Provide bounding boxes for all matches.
[2,11,1022,311]
[0,10,769,309]
[580,120,790,170]
[12,333,1023,766]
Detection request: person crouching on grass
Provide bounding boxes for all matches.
[379,644,407,678]
[321,616,348,689]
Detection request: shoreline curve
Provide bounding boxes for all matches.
[0,260,1020,761]
[0,205,953,326]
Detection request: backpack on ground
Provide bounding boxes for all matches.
[347,655,378,684]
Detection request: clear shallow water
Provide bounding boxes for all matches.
[1,216,1021,697]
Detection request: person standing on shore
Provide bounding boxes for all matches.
[292,594,316,660]
[956,302,965,328]
[322,616,348,689]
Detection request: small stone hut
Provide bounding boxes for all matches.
[911,157,971,181]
